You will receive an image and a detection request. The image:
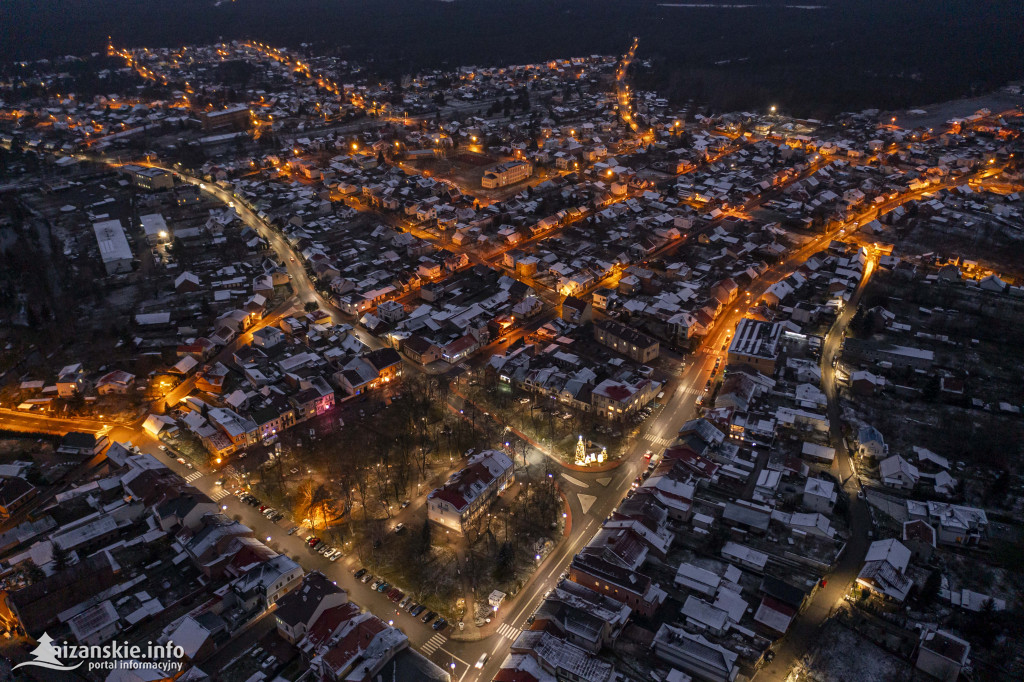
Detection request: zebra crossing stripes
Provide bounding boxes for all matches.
[210,488,231,502]
[184,471,203,483]
[646,434,674,448]
[421,634,446,655]
[496,623,520,641]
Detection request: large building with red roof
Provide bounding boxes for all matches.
[427,449,514,533]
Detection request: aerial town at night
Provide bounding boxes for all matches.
[0,3,1022,681]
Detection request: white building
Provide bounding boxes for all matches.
[427,450,514,533]
[139,213,170,245]
[802,478,837,513]
[93,219,133,275]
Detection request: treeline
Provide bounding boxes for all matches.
[2,0,1023,117]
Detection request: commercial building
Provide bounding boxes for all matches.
[482,160,532,188]
[727,318,782,375]
[140,213,170,245]
[93,219,134,275]
[427,450,514,533]
[121,164,174,191]
[200,104,251,132]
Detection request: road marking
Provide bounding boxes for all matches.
[184,471,203,483]
[577,493,597,515]
[646,434,674,447]
[421,633,447,654]
[561,474,588,488]
[596,477,611,487]
[496,623,520,640]
[210,489,231,502]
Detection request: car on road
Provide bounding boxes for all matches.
[421,611,436,624]
[215,478,226,486]
[432,617,447,631]
[410,604,425,617]
[400,500,411,509]
[354,568,367,580]
[176,458,187,465]
[158,445,168,453]
[475,653,488,669]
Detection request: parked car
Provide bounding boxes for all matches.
[410,604,425,617]
[287,527,299,535]
[360,573,373,584]
[370,578,383,590]
[376,582,391,593]
[432,617,447,631]
[421,611,436,624]
[393,523,406,534]
[354,568,367,580]
[399,596,411,609]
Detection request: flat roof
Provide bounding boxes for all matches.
[139,213,168,237]
[93,219,133,264]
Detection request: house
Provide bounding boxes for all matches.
[915,629,970,682]
[879,454,920,490]
[0,477,37,518]
[95,370,136,395]
[856,425,888,459]
[856,539,912,602]
[56,363,87,397]
[593,319,659,363]
[754,596,797,635]
[902,520,937,561]
[908,500,988,546]
[427,450,514,533]
[500,629,616,682]
[57,432,108,457]
[651,623,738,682]
[591,377,660,421]
[300,605,408,682]
[561,296,592,325]
[275,572,349,644]
[402,335,443,365]
[802,478,837,513]
[229,554,304,611]
[568,551,666,618]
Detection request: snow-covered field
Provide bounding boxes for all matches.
[788,618,911,682]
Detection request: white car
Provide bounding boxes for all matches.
[475,653,488,669]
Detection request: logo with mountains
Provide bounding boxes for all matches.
[12,633,82,671]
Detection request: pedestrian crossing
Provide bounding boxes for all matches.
[210,488,231,502]
[184,471,203,483]
[421,634,446,655]
[646,434,674,448]
[496,623,520,641]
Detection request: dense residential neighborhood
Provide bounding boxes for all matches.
[0,27,1022,682]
